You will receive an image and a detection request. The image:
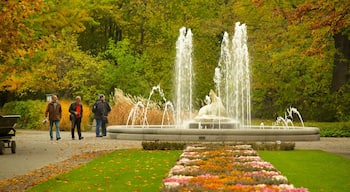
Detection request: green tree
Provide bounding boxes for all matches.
[20,36,115,104]
[101,39,147,97]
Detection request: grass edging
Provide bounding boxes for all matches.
[27,149,182,192]
[259,150,350,192]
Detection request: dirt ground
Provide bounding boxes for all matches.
[0,130,349,191]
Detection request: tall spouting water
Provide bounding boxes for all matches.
[216,22,251,128]
[174,27,193,128]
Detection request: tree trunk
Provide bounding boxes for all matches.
[331,33,350,92]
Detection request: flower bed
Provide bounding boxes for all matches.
[162,144,308,192]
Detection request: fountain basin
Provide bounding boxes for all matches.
[107,125,320,142]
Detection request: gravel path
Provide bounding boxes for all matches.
[0,130,142,180]
[295,137,350,159]
[0,129,349,190]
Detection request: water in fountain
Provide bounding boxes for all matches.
[216,22,251,128]
[287,107,304,127]
[126,101,144,128]
[143,84,170,128]
[193,22,251,128]
[272,107,304,129]
[161,101,175,128]
[174,27,193,128]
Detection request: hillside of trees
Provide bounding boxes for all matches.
[1,0,349,121]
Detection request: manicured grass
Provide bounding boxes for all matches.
[259,150,350,192]
[26,149,350,192]
[27,149,182,192]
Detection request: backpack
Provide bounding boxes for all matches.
[92,102,98,113]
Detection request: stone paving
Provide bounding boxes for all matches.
[0,129,349,181]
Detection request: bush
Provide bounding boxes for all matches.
[2,100,46,129]
[249,142,295,151]
[307,122,350,137]
[320,124,350,137]
[2,99,92,131]
[141,141,295,151]
[142,141,187,150]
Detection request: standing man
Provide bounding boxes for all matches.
[45,95,62,140]
[69,96,84,140]
[93,94,111,137]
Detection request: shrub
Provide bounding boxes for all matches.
[307,122,350,137]
[141,141,295,151]
[2,99,92,131]
[2,100,46,129]
[142,141,187,150]
[249,142,295,151]
[320,124,350,137]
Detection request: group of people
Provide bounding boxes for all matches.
[45,94,111,140]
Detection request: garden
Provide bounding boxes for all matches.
[162,144,307,191]
[22,142,350,192]
[1,0,350,191]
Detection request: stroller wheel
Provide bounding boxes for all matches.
[11,140,16,154]
[0,141,4,155]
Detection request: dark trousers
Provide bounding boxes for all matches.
[71,118,82,139]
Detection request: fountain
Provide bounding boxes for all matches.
[188,22,250,129]
[108,23,320,142]
[272,107,305,129]
[126,101,145,128]
[174,27,193,128]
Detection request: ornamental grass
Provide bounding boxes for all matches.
[162,144,308,192]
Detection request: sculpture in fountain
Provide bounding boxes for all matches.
[195,89,228,120]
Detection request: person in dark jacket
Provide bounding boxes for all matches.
[93,94,111,137]
[45,95,62,140]
[69,96,84,140]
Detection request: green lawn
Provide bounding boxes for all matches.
[27,149,182,192]
[259,150,350,192]
[27,149,350,192]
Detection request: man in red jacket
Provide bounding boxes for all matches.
[69,96,84,140]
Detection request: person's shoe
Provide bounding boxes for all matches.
[72,138,75,140]
[103,135,107,137]
[96,135,102,137]
[50,137,53,141]
[56,137,61,140]
[79,137,84,140]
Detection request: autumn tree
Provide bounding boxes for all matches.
[0,0,46,91]
[282,0,350,92]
